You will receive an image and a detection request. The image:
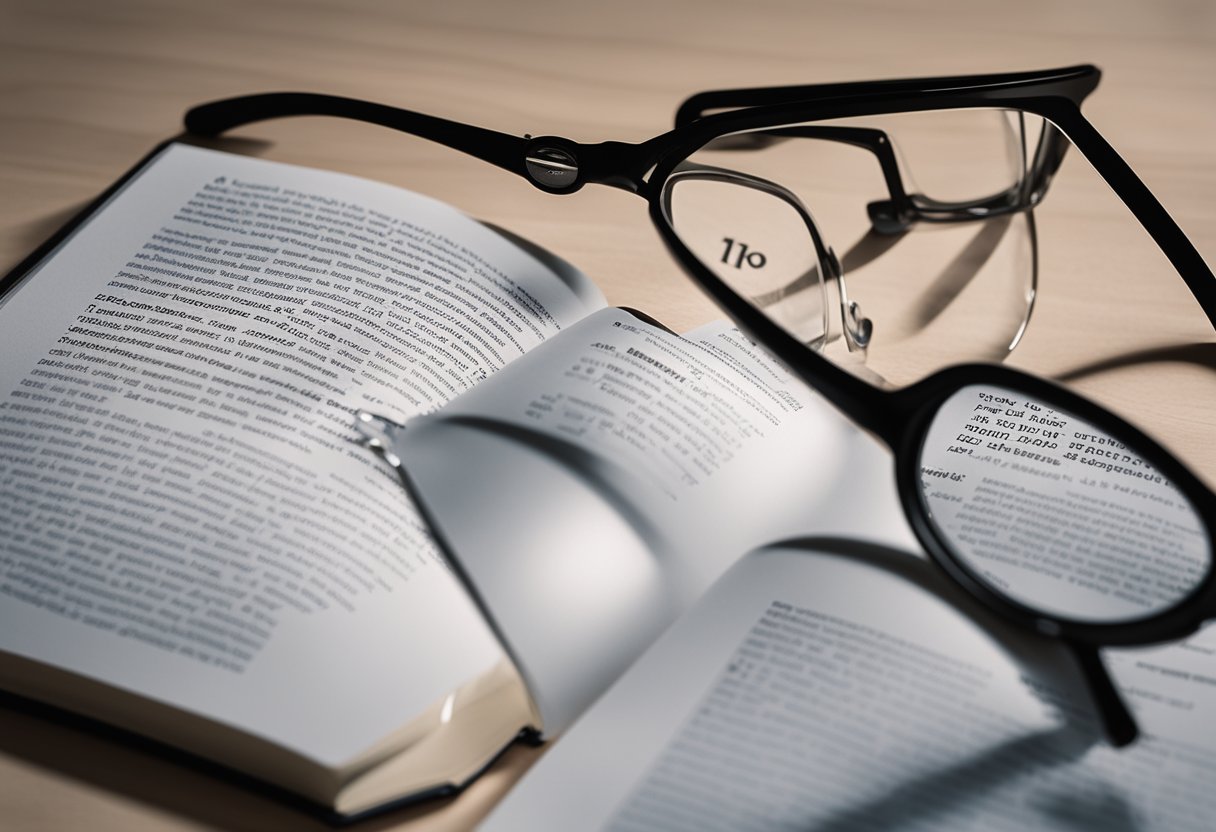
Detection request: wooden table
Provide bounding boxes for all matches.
[1,1,1214,828]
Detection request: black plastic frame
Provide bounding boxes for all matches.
[180,64,1216,747]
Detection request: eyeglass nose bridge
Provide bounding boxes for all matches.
[522,135,656,196]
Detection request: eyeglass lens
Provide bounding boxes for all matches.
[918,383,1210,625]
[663,109,1039,385]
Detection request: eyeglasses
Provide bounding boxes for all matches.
[187,65,1216,746]
[185,65,1216,388]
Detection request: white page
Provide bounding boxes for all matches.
[413,308,914,594]
[488,542,1216,831]
[0,143,602,766]
[397,308,915,734]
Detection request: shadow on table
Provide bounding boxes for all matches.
[1051,342,1216,382]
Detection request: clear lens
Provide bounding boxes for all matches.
[664,170,828,346]
[662,109,1038,386]
[919,383,1210,624]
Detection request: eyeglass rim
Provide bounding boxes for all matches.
[892,362,1216,648]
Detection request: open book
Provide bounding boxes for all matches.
[0,141,869,816]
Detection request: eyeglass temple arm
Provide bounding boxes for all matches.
[673,66,1101,125]
[1069,642,1138,747]
[185,93,654,194]
[185,92,532,179]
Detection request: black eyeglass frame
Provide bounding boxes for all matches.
[182,65,1216,746]
[184,63,1216,335]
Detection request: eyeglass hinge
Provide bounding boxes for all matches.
[524,139,581,192]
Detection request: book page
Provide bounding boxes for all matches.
[397,308,916,734]
[0,143,602,766]
[487,542,1216,831]
[414,307,915,591]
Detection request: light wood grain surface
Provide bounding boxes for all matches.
[2,1,1216,829]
